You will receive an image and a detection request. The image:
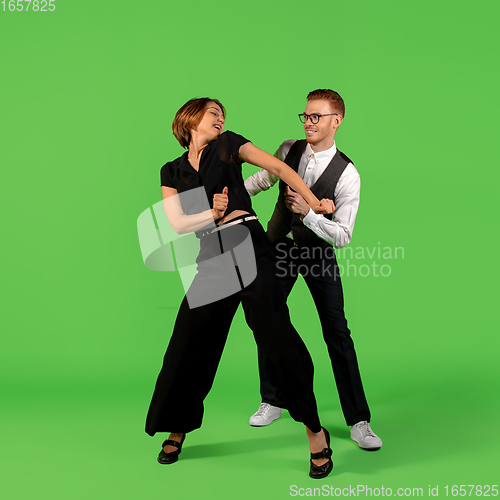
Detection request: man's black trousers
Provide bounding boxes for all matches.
[257,238,371,426]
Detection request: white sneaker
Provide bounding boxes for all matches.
[350,421,383,450]
[248,403,282,427]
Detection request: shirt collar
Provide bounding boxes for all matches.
[177,151,197,174]
[305,141,337,164]
[178,140,214,174]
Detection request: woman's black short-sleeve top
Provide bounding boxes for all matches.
[160,131,256,217]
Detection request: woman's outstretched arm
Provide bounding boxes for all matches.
[238,142,334,214]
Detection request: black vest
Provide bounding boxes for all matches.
[267,140,352,249]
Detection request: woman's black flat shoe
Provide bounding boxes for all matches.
[309,427,334,479]
[157,434,186,465]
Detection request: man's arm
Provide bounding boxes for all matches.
[302,165,360,248]
[244,167,279,196]
[285,164,361,249]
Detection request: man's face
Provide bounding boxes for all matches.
[302,99,340,148]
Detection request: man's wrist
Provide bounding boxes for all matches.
[300,207,314,221]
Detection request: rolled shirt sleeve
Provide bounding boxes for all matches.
[244,168,279,196]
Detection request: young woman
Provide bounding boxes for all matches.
[145,97,334,478]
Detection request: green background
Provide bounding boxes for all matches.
[1,0,498,498]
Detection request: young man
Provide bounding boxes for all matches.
[244,89,382,450]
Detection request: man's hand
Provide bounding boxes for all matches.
[213,186,228,219]
[314,198,335,214]
[285,186,310,216]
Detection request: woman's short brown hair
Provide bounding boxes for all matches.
[307,89,345,118]
[172,97,226,149]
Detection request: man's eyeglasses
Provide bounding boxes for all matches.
[298,113,338,124]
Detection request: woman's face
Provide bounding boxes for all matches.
[194,102,225,142]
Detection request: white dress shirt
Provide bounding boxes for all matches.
[244,140,360,249]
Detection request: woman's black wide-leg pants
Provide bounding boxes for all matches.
[145,220,321,435]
